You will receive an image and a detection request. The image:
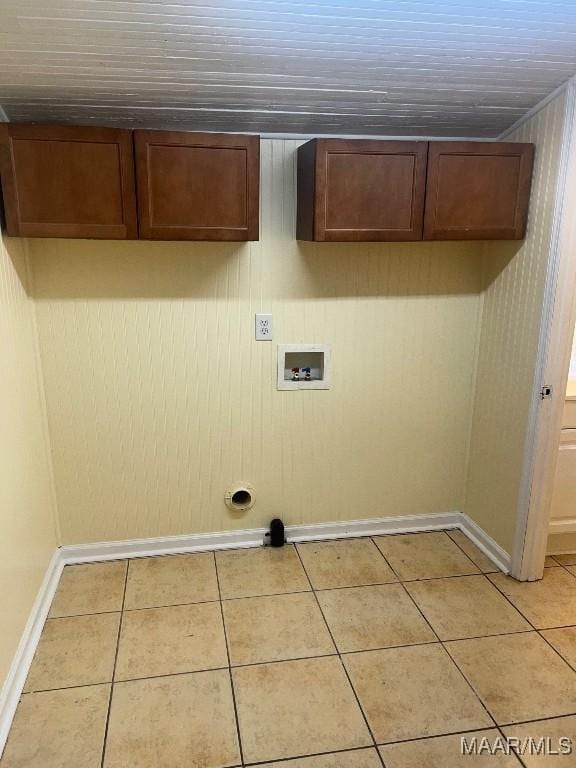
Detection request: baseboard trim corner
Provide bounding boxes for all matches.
[458,513,512,574]
[0,549,63,755]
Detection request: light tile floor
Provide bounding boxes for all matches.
[3,534,576,767]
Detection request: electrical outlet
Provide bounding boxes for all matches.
[255,313,273,341]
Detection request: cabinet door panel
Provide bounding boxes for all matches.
[424,142,534,240]
[0,124,137,239]
[297,139,427,241]
[135,131,259,241]
[563,401,576,429]
[550,430,576,522]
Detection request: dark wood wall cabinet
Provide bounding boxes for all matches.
[0,125,260,241]
[0,126,533,243]
[424,142,535,240]
[297,139,534,242]
[135,131,259,241]
[0,124,138,239]
[297,139,428,241]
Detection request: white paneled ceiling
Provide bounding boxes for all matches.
[1,0,576,137]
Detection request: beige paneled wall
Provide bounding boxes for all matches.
[30,139,483,545]
[465,92,568,553]
[0,235,57,685]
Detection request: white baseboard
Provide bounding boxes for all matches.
[59,511,511,569]
[60,527,268,564]
[1,509,509,754]
[60,511,463,563]
[286,512,462,542]
[549,518,576,535]
[0,550,63,755]
[458,513,512,574]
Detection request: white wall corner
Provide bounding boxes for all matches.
[0,550,63,755]
[24,243,62,546]
[0,105,8,123]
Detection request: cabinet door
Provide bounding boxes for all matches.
[550,429,576,522]
[424,142,534,240]
[0,124,137,239]
[297,139,428,241]
[135,131,259,240]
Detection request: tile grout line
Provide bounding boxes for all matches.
[213,551,246,767]
[444,529,500,575]
[46,566,535,621]
[486,709,576,768]
[22,626,548,697]
[419,529,485,573]
[555,562,576,580]
[292,544,386,768]
[498,711,576,728]
[44,608,123,620]
[536,627,576,674]
[494,724,529,768]
[23,681,124,696]
[485,573,576,674]
[450,571,576,729]
[359,540,487,757]
[99,559,130,768]
[243,743,377,767]
[368,535,482,584]
[439,642,500,731]
[367,537,444,644]
[238,713,576,765]
[368,536,501,734]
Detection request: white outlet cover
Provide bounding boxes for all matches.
[255,313,273,341]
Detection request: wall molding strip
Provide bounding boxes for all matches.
[459,513,512,574]
[258,132,492,141]
[59,512,463,564]
[0,551,64,754]
[549,518,576,535]
[58,512,510,571]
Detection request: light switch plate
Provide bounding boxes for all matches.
[255,314,273,341]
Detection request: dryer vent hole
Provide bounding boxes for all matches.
[231,489,251,508]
